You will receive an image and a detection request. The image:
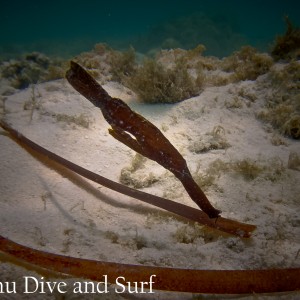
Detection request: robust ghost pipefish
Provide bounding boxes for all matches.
[66,61,221,218]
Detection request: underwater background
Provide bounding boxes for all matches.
[0,0,299,58]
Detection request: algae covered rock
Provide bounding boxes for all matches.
[0,52,65,89]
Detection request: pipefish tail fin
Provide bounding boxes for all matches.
[66,61,110,108]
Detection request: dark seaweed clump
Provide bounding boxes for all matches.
[257,61,300,139]
[271,16,300,61]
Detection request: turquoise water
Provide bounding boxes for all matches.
[0,0,299,58]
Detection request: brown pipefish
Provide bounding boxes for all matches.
[66,61,221,218]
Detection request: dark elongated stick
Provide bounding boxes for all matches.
[66,61,221,218]
[0,120,255,237]
[1,235,300,294]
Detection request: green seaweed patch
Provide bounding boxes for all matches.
[231,158,286,182]
[257,61,300,139]
[105,229,148,250]
[283,115,300,139]
[222,46,273,81]
[119,154,160,188]
[194,157,286,190]
[288,151,300,171]
[55,113,91,129]
[173,223,204,244]
[108,46,137,83]
[126,58,201,103]
[73,43,113,82]
[173,223,217,244]
[189,125,230,153]
[0,52,66,89]
[231,159,265,181]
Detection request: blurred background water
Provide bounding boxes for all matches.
[0,0,299,58]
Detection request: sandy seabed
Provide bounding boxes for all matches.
[0,60,299,299]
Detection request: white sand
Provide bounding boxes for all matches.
[0,70,300,299]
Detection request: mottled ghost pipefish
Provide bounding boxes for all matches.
[66,61,221,218]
